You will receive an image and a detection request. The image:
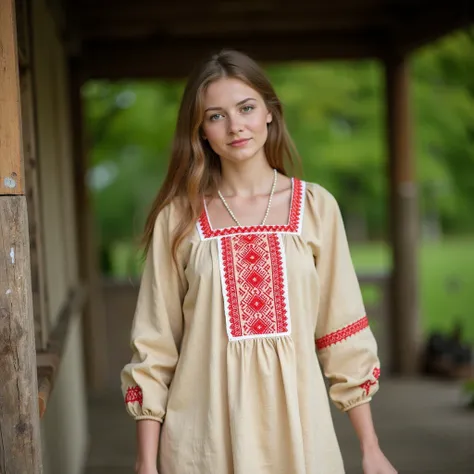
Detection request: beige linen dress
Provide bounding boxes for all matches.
[121,180,380,474]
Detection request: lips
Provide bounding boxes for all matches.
[229,138,251,147]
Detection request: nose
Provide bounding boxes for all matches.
[227,113,244,134]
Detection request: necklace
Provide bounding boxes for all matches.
[217,169,278,227]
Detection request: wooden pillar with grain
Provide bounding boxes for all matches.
[0,0,43,472]
[384,53,421,375]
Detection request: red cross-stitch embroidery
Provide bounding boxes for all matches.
[198,178,304,239]
[315,315,369,350]
[220,233,290,340]
[125,386,143,406]
[359,367,381,395]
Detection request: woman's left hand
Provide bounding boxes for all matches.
[362,445,397,474]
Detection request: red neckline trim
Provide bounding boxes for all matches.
[198,178,305,240]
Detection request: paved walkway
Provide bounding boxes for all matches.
[84,377,473,473]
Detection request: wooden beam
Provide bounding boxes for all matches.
[0,0,24,195]
[384,52,421,375]
[46,0,83,56]
[15,0,31,69]
[82,32,384,79]
[18,0,51,351]
[77,10,392,40]
[0,1,42,472]
[395,1,473,55]
[0,197,43,472]
[77,0,419,16]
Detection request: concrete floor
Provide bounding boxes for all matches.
[84,377,473,474]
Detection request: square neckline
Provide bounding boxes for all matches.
[197,178,306,240]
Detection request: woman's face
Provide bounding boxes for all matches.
[201,77,272,165]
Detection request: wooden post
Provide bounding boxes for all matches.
[16,0,50,351]
[0,0,43,472]
[384,53,421,375]
[69,58,109,394]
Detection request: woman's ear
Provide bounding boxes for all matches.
[266,112,272,124]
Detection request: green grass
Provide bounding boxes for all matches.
[351,237,474,344]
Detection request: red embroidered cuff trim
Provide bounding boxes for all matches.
[315,315,369,350]
[360,367,381,395]
[125,386,143,406]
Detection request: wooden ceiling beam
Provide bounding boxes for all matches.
[78,13,392,40]
[76,5,391,27]
[74,0,433,26]
[77,0,425,14]
[81,32,385,80]
[391,1,473,55]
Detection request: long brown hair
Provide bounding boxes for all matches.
[142,49,300,260]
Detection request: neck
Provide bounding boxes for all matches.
[219,158,275,198]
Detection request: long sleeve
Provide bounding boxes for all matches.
[120,203,188,422]
[310,184,380,412]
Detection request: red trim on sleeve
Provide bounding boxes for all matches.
[316,315,369,350]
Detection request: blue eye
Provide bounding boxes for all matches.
[210,113,223,121]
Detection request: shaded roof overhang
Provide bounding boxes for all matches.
[56,0,473,79]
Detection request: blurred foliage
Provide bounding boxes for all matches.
[82,29,474,274]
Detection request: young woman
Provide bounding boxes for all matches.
[121,50,397,474]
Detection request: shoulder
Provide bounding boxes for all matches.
[153,196,188,230]
[303,181,340,217]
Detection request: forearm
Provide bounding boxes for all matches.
[136,419,161,471]
[346,402,379,451]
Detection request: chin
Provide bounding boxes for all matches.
[224,146,264,163]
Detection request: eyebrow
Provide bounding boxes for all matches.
[204,97,256,113]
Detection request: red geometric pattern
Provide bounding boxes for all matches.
[219,233,290,340]
[360,367,381,395]
[125,386,143,406]
[315,315,369,350]
[198,178,304,240]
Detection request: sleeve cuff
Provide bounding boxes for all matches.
[341,396,372,412]
[134,415,164,423]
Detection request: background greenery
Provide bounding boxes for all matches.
[83,30,474,342]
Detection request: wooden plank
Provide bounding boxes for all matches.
[0,2,42,471]
[79,13,391,40]
[20,62,50,351]
[384,53,421,375]
[396,2,473,55]
[15,0,30,69]
[77,0,422,16]
[0,0,24,195]
[83,32,384,79]
[0,196,43,473]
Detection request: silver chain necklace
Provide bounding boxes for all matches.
[217,169,278,227]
